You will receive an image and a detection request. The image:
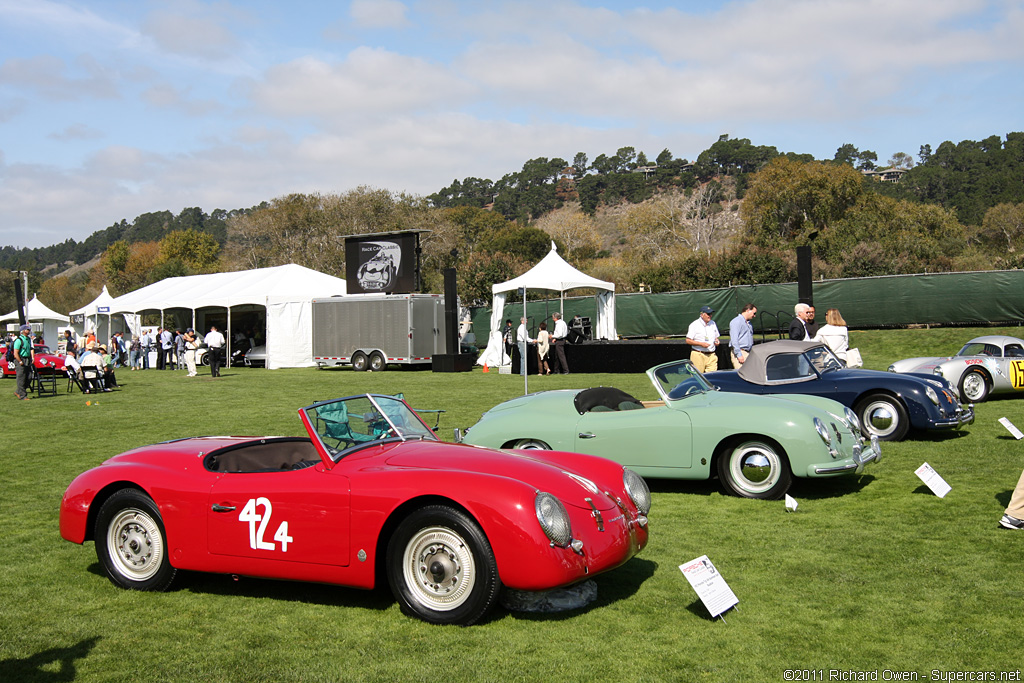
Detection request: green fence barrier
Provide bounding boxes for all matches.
[468,270,1024,339]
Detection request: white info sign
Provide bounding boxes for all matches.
[915,462,952,498]
[999,417,1024,440]
[679,555,739,619]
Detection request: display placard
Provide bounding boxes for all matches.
[679,555,738,619]
[915,462,951,498]
[345,232,419,294]
[999,417,1024,440]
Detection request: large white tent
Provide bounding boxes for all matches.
[1,295,70,348]
[477,243,616,367]
[107,264,348,369]
[69,286,140,344]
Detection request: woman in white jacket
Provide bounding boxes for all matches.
[813,308,849,361]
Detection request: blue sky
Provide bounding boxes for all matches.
[1,0,1022,249]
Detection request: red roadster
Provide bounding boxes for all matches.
[60,394,650,625]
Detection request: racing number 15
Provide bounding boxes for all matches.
[238,497,293,552]
[1011,360,1024,390]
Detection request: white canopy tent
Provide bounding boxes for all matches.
[107,264,348,369]
[477,243,616,367]
[69,286,141,344]
[1,295,70,348]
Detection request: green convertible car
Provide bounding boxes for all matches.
[459,360,881,499]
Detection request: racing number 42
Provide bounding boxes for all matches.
[239,497,293,552]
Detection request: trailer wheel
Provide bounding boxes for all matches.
[369,352,387,372]
[352,351,369,371]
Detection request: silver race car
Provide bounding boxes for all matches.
[889,335,1024,403]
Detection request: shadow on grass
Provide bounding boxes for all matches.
[506,557,658,623]
[911,429,974,444]
[787,473,877,500]
[0,636,100,683]
[86,562,394,614]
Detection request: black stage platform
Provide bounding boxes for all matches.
[509,339,727,374]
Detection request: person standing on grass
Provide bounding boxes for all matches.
[686,305,720,373]
[183,328,199,377]
[728,303,757,369]
[549,312,570,375]
[1000,468,1024,530]
[13,324,34,401]
[205,325,225,378]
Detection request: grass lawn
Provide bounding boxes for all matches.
[2,326,1023,682]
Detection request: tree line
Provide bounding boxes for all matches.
[3,132,1023,316]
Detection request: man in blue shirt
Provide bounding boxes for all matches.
[729,303,757,369]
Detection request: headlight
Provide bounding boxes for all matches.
[887,364,896,372]
[623,468,651,515]
[535,492,572,547]
[814,417,831,446]
[925,386,939,405]
[844,407,861,433]
[932,368,944,377]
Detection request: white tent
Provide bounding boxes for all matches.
[477,243,616,367]
[107,264,348,369]
[69,286,140,344]
[1,295,70,348]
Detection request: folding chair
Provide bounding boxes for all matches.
[80,366,105,393]
[66,368,87,393]
[32,367,58,397]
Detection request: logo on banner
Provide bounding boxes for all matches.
[356,241,401,291]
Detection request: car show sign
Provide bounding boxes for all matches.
[345,231,420,294]
[999,417,1023,440]
[679,555,738,620]
[915,462,952,498]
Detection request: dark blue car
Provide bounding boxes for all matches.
[704,340,974,441]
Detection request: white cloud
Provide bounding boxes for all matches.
[350,0,409,29]
[250,48,475,120]
[0,54,120,101]
[140,9,240,61]
[48,123,104,141]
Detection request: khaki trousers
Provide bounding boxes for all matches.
[690,349,718,373]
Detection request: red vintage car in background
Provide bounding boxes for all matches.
[1,342,65,377]
[60,394,651,625]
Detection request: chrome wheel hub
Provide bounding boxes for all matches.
[107,508,163,580]
[403,527,475,611]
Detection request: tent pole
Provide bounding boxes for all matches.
[226,307,232,368]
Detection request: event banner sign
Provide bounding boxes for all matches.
[345,233,418,294]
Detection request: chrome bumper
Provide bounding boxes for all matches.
[813,435,882,475]
[933,405,974,430]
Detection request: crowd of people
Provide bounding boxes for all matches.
[503,312,574,376]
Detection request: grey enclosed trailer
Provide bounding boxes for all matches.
[311,294,447,370]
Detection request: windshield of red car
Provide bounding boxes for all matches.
[303,394,437,460]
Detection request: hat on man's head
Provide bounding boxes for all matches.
[19,324,31,332]
[700,306,714,315]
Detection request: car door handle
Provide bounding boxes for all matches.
[578,433,597,439]
[211,504,236,512]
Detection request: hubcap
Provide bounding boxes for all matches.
[403,526,475,611]
[963,374,985,400]
[730,444,780,494]
[107,508,163,581]
[863,401,896,437]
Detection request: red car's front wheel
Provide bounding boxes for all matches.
[387,505,500,625]
[95,489,177,592]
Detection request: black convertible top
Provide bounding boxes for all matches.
[573,387,644,414]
